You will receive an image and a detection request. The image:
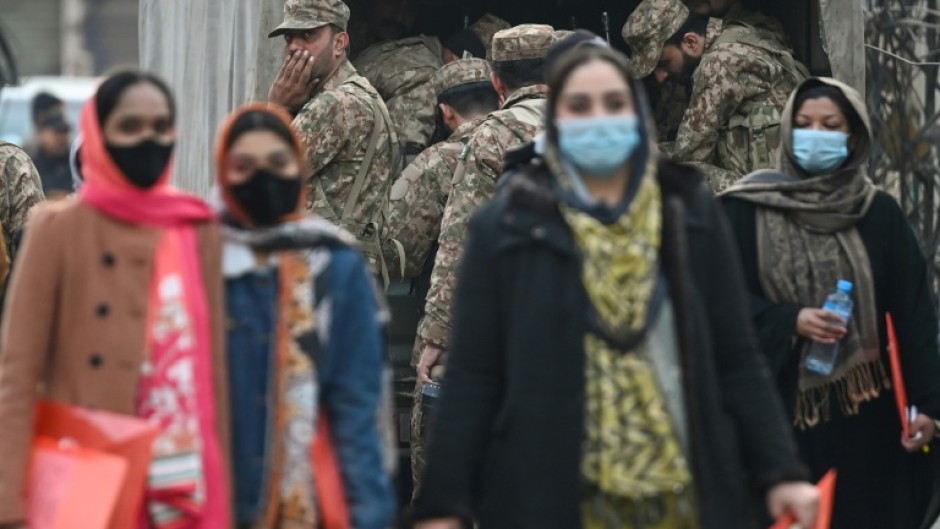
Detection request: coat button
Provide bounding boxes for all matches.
[532,226,547,239]
[102,253,116,267]
[89,354,104,368]
[96,304,110,317]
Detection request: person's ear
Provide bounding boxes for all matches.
[440,103,458,130]
[491,73,508,105]
[334,31,350,57]
[682,32,704,57]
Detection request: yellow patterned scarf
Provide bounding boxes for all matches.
[559,173,661,341]
[557,166,693,508]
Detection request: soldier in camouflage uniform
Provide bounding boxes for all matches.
[268,0,397,279]
[380,59,498,494]
[382,59,497,282]
[352,14,510,160]
[0,143,44,261]
[651,0,791,143]
[414,24,555,404]
[623,0,808,191]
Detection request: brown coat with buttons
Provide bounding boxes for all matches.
[0,200,231,524]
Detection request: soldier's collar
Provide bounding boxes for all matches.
[321,59,357,92]
[704,17,724,52]
[503,84,548,109]
[449,117,484,140]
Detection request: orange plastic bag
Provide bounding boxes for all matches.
[32,401,160,529]
[312,412,351,529]
[27,436,127,529]
[769,470,837,529]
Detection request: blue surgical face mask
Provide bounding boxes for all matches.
[792,129,850,175]
[556,114,641,178]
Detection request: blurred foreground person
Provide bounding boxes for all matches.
[411,45,818,529]
[722,77,940,529]
[0,70,230,529]
[216,104,395,529]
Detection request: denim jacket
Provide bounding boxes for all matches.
[225,228,394,529]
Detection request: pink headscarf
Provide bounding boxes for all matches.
[77,97,213,226]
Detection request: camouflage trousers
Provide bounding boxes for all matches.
[410,335,428,500]
[411,380,428,500]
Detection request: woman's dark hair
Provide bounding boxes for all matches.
[665,13,709,46]
[545,45,645,143]
[792,83,864,137]
[95,70,176,126]
[224,109,297,151]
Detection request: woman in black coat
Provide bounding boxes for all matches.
[721,77,940,529]
[411,44,817,529]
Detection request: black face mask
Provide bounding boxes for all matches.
[106,139,174,189]
[230,169,302,226]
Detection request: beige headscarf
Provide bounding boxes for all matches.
[721,78,887,428]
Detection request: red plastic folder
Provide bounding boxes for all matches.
[30,401,159,529]
[769,470,837,529]
[27,436,127,529]
[886,313,911,437]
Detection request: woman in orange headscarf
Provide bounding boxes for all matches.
[215,104,394,529]
[0,70,230,529]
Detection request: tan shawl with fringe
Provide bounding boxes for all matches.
[721,78,888,428]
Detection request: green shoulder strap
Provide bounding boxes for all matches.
[341,75,398,220]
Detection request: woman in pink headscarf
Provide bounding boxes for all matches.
[0,70,231,529]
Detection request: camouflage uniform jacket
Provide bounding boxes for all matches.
[417,85,547,349]
[353,36,444,153]
[0,143,45,258]
[665,17,807,192]
[723,3,791,50]
[294,60,395,273]
[382,118,483,280]
[654,6,791,143]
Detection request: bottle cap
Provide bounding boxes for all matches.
[837,279,854,292]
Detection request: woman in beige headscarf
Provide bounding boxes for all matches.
[722,77,940,529]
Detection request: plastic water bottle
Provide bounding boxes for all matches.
[804,279,854,376]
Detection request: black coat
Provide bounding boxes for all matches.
[722,193,940,529]
[412,147,808,529]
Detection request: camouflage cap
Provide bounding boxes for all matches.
[622,0,690,77]
[432,58,493,97]
[491,24,556,62]
[470,14,512,59]
[268,0,351,38]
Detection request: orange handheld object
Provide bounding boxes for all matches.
[886,314,911,437]
[27,436,128,529]
[312,411,352,529]
[768,470,837,529]
[33,401,159,529]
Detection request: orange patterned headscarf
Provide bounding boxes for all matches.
[214,103,308,226]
